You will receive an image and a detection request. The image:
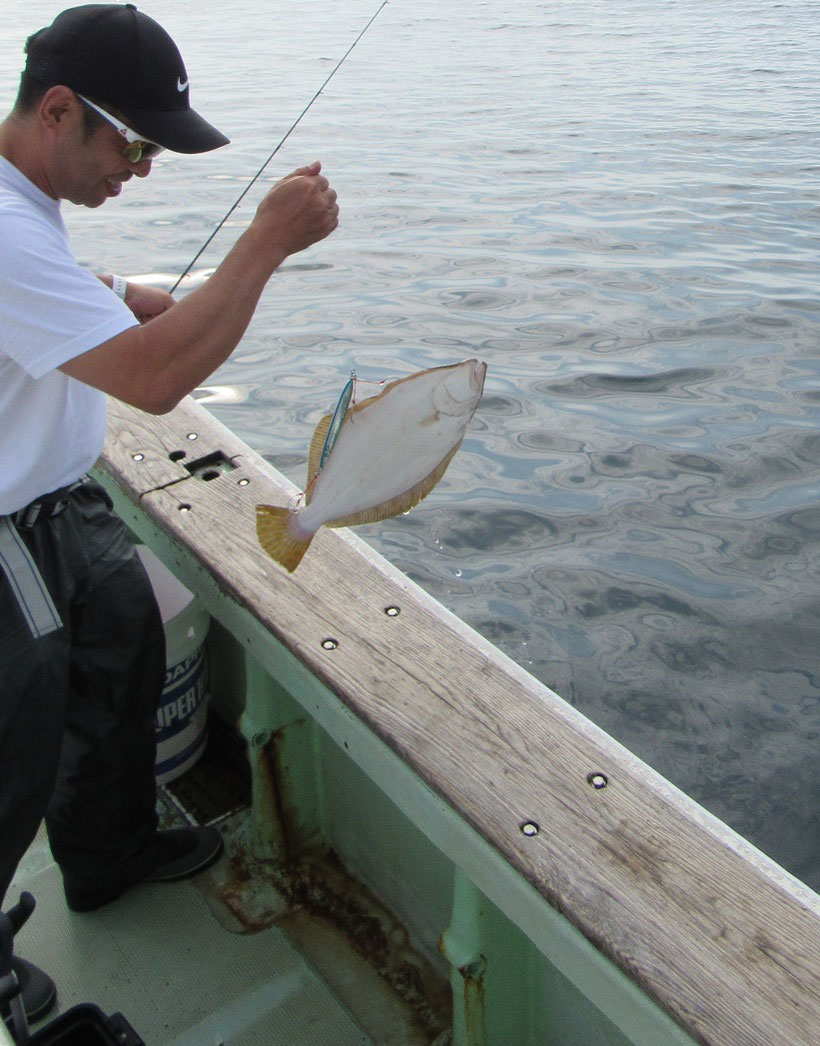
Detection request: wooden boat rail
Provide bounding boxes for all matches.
[97,394,819,1046]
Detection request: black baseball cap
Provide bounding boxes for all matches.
[24,4,229,153]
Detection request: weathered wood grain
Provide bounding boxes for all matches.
[98,395,820,1046]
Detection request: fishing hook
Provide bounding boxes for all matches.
[171,0,390,294]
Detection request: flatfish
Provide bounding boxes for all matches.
[257,358,487,571]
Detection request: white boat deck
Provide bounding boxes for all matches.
[7,806,442,1046]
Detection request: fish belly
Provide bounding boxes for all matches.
[304,412,463,528]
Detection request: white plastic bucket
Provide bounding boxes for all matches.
[137,546,210,785]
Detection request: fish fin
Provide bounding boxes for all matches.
[306,414,333,503]
[256,505,313,572]
[326,440,462,530]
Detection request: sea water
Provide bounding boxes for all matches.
[2,0,816,889]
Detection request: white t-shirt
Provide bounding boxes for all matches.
[0,156,138,514]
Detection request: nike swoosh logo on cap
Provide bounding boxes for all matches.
[177,78,189,92]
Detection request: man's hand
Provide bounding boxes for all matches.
[252,161,339,261]
[124,283,176,324]
[98,275,176,323]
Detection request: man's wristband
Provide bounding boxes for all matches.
[111,275,128,300]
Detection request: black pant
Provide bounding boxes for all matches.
[0,480,164,905]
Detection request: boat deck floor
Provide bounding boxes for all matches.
[8,746,446,1046]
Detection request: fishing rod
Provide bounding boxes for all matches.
[171,0,389,294]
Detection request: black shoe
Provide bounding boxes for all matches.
[143,826,224,883]
[64,826,224,913]
[1,957,57,1026]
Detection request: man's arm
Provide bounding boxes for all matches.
[61,163,339,414]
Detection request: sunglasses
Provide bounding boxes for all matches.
[77,95,164,163]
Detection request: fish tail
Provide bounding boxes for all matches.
[256,505,313,572]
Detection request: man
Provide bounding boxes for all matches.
[0,3,339,1023]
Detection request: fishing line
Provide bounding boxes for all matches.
[171,0,390,294]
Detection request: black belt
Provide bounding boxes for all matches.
[13,479,87,530]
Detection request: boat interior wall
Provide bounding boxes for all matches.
[207,637,653,1046]
[194,618,652,1045]
[94,394,819,1046]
